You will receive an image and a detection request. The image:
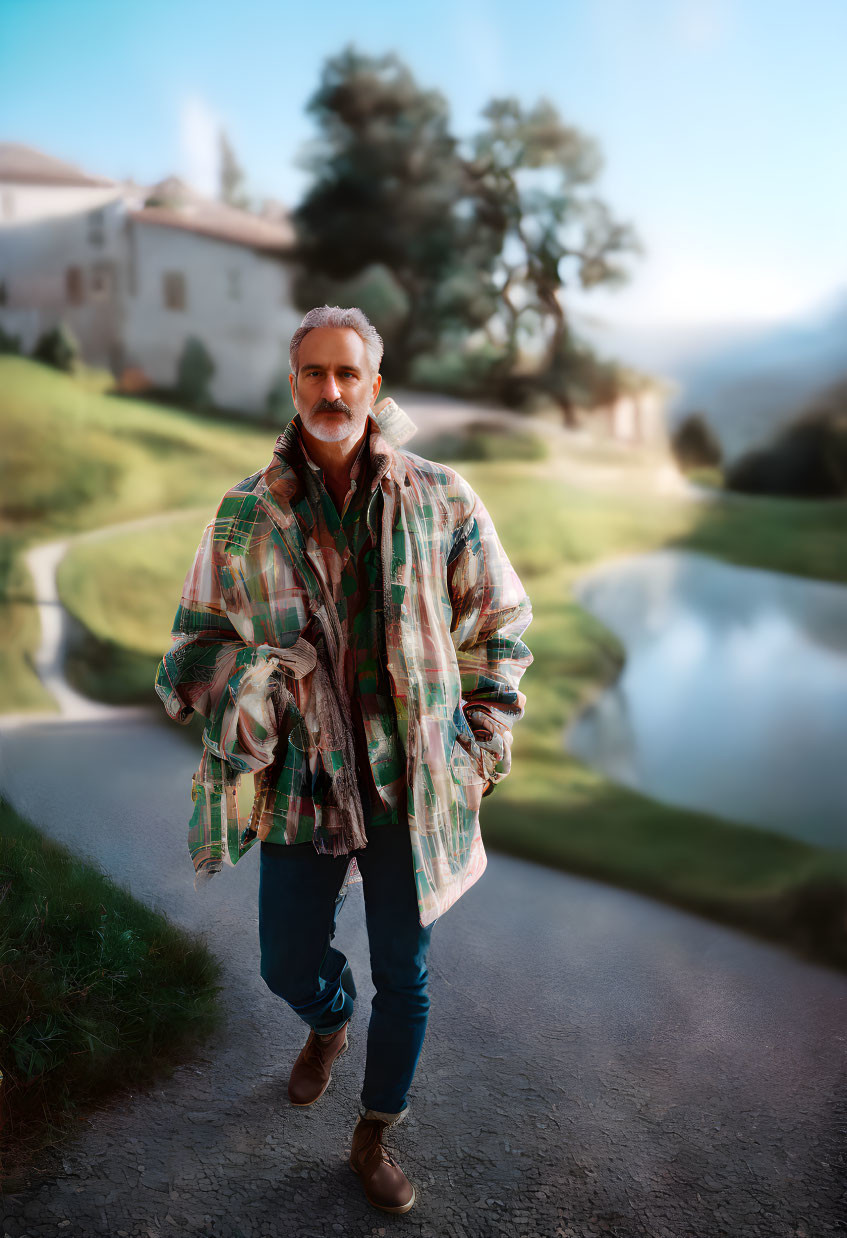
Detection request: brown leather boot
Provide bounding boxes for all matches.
[349,1116,416,1213]
[287,1020,349,1106]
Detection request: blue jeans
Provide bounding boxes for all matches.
[258,823,436,1124]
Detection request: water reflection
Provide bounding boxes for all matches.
[566,549,847,851]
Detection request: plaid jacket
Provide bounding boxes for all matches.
[154,406,534,927]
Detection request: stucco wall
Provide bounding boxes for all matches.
[122,220,300,413]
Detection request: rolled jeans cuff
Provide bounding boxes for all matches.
[358,1102,409,1127]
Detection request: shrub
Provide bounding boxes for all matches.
[0,323,21,355]
[175,336,216,410]
[265,371,293,423]
[32,321,79,372]
[726,409,847,498]
[671,412,723,471]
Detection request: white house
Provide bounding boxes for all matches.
[587,382,673,447]
[0,142,302,415]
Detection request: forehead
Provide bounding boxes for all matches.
[298,327,368,370]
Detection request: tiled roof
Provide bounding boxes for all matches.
[0,141,116,187]
[0,146,296,252]
[128,175,295,252]
[129,202,295,251]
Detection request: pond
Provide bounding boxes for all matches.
[566,548,847,851]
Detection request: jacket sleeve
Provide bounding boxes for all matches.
[153,517,286,776]
[447,483,534,796]
[154,516,297,885]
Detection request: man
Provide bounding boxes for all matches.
[154,305,533,1215]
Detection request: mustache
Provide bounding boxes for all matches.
[312,398,351,415]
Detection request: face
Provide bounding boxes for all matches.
[288,326,381,444]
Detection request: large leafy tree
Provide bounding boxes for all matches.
[292,48,643,412]
[465,97,644,422]
[291,44,498,374]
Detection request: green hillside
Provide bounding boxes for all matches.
[0,356,284,712]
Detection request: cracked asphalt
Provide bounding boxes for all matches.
[1,712,846,1238]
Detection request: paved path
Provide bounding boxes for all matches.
[2,712,845,1237]
[2,401,845,1235]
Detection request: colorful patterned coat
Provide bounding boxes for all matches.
[154,407,534,927]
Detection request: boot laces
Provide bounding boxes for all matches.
[361,1122,400,1170]
[304,1028,340,1068]
[375,1142,400,1169]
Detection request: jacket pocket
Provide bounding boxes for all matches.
[271,688,310,754]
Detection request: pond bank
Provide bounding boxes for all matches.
[567,546,847,852]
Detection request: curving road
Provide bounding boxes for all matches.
[1,404,845,1236]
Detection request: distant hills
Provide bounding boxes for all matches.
[574,285,847,464]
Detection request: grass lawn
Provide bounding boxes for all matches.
[0,795,225,1191]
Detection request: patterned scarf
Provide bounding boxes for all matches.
[272,399,417,858]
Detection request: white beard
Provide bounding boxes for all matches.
[301,405,370,443]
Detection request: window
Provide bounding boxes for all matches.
[90,261,114,301]
[87,208,105,247]
[66,266,84,305]
[226,268,242,300]
[163,270,186,311]
[125,218,138,297]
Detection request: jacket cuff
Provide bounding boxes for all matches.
[465,709,513,785]
[193,857,222,890]
[203,648,283,773]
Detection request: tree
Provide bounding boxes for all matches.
[465,97,644,424]
[671,412,723,471]
[291,44,494,376]
[218,128,251,211]
[291,47,643,410]
[726,380,847,498]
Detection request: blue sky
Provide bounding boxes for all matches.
[2,0,845,329]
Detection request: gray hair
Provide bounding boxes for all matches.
[289,305,384,383]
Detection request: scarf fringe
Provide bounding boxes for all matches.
[309,625,368,856]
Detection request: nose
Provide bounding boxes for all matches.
[321,373,342,402]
